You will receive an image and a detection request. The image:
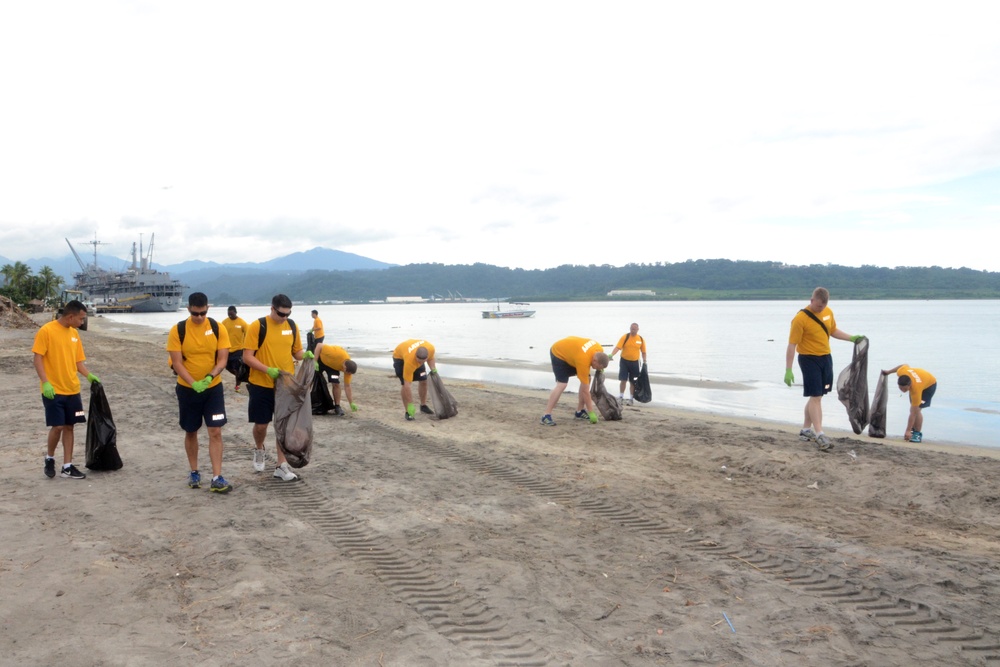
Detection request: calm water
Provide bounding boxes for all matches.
[100,300,1000,449]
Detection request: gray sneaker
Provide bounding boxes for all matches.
[799,428,817,441]
[253,448,266,472]
[815,433,834,451]
[273,462,298,481]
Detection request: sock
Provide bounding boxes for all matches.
[213,476,220,481]
[63,463,71,470]
[45,456,54,461]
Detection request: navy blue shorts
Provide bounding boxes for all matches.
[918,382,937,408]
[176,383,227,432]
[42,393,86,427]
[317,360,341,384]
[247,382,276,424]
[550,351,577,384]
[798,354,833,397]
[393,358,426,385]
[618,358,641,383]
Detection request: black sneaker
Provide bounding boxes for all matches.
[44,458,56,479]
[210,476,232,493]
[332,405,345,416]
[575,410,588,419]
[61,464,86,480]
[404,412,415,421]
[420,404,434,415]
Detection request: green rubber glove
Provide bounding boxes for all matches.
[41,381,55,399]
[406,403,416,417]
[87,373,100,384]
[350,402,358,412]
[429,368,438,375]
[314,361,320,372]
[609,354,615,361]
[266,367,281,380]
[850,334,865,343]
[784,369,794,386]
[191,376,212,393]
[588,410,598,424]
[303,350,315,360]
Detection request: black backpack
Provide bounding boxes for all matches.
[169,318,220,374]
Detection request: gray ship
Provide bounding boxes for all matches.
[66,234,186,313]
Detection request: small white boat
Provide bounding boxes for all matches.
[482,300,535,319]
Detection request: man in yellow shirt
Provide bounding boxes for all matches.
[316,342,358,416]
[307,309,325,352]
[882,364,937,443]
[541,336,610,426]
[785,287,863,451]
[393,339,437,421]
[166,292,232,493]
[32,300,100,480]
[242,294,313,480]
[222,305,248,392]
[609,322,647,405]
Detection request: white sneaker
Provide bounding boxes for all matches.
[273,462,298,481]
[799,428,817,442]
[253,448,266,472]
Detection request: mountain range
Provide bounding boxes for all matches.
[1,246,394,285]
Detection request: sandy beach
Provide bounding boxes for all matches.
[2,312,999,666]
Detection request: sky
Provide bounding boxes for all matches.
[2,1,999,272]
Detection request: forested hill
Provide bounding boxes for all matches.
[193,260,1000,304]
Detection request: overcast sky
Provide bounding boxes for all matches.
[2,1,999,271]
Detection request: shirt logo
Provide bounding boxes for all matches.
[205,330,214,336]
[282,330,292,336]
[71,337,79,343]
[212,413,225,420]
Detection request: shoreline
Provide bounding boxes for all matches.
[55,312,1000,460]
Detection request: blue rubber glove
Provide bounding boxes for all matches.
[41,381,55,399]
[588,410,598,424]
[350,402,358,412]
[850,334,865,343]
[87,373,101,384]
[266,367,281,380]
[191,375,212,393]
[303,350,315,360]
[406,403,416,417]
[784,369,794,386]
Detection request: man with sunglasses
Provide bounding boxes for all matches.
[167,292,232,493]
[242,294,313,481]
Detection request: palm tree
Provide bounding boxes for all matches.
[0,263,13,287]
[37,266,63,300]
[8,261,31,291]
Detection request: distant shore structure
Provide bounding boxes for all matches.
[607,289,656,297]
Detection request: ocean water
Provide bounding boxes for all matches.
[99,300,1000,449]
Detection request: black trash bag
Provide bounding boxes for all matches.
[85,381,122,471]
[236,359,250,385]
[274,362,314,468]
[868,372,889,438]
[427,372,458,419]
[590,370,623,421]
[306,332,316,352]
[311,369,334,415]
[633,363,652,403]
[836,337,870,435]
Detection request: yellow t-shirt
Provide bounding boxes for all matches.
[788,307,836,356]
[897,365,937,407]
[312,317,325,339]
[318,344,353,385]
[222,316,247,352]
[614,332,646,362]
[166,317,230,389]
[551,336,604,385]
[32,320,86,395]
[244,317,302,388]
[393,339,435,381]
